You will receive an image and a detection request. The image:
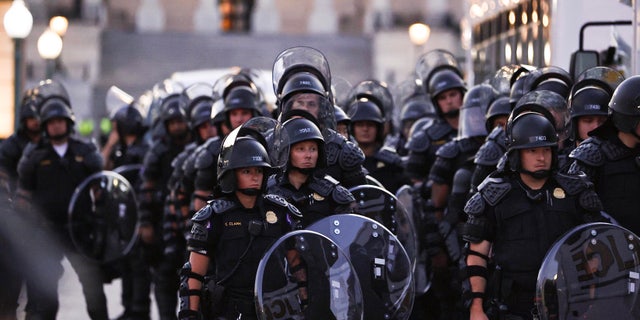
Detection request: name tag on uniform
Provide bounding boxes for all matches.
[224,221,242,227]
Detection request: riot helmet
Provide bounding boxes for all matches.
[427,69,466,102]
[485,95,511,132]
[609,75,640,136]
[19,100,39,122]
[488,64,536,96]
[334,105,350,125]
[506,112,558,175]
[182,82,214,117]
[415,49,462,88]
[217,117,288,194]
[283,117,326,170]
[458,84,497,139]
[112,105,145,138]
[570,66,624,98]
[347,99,385,143]
[31,79,71,111]
[40,97,76,138]
[399,96,436,139]
[531,66,573,100]
[509,71,538,107]
[272,46,335,132]
[189,99,214,141]
[568,86,610,141]
[513,90,569,142]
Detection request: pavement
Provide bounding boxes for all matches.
[16,258,162,320]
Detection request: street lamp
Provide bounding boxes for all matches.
[37,28,63,79]
[408,22,431,64]
[49,16,68,75]
[3,0,33,132]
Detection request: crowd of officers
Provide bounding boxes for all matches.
[0,45,639,320]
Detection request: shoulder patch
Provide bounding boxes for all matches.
[264,194,288,207]
[406,131,431,152]
[427,121,455,140]
[435,140,459,159]
[555,172,590,196]
[309,178,335,197]
[374,146,403,165]
[332,185,356,205]
[209,198,236,213]
[478,176,511,206]
[474,140,506,166]
[464,192,486,216]
[568,138,604,167]
[339,140,365,170]
[192,205,214,222]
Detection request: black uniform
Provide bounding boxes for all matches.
[462,171,603,319]
[321,130,367,188]
[568,123,640,235]
[471,127,507,193]
[362,146,410,194]
[18,137,106,320]
[108,137,151,320]
[405,119,457,181]
[267,173,354,228]
[186,195,298,319]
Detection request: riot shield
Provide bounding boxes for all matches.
[349,184,418,266]
[68,171,139,263]
[396,185,432,295]
[112,164,143,189]
[256,230,364,320]
[536,222,640,320]
[105,85,136,118]
[308,214,414,320]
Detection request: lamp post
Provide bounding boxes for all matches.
[37,28,63,79]
[49,16,68,75]
[3,0,33,132]
[408,22,431,63]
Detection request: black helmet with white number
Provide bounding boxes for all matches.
[506,112,558,174]
[217,117,289,194]
[283,117,326,169]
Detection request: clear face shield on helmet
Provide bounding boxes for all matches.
[32,79,71,108]
[181,82,213,114]
[106,85,137,118]
[458,84,497,139]
[571,66,625,97]
[272,46,332,98]
[415,49,462,88]
[487,64,536,96]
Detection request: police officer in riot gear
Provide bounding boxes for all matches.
[101,91,152,320]
[469,95,511,193]
[419,84,497,320]
[178,124,299,320]
[191,72,263,213]
[568,75,640,236]
[164,83,217,278]
[17,97,108,320]
[406,50,466,183]
[273,46,367,188]
[462,112,604,320]
[559,67,624,173]
[138,95,192,320]
[348,97,410,193]
[267,117,355,227]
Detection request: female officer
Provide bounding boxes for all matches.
[267,117,355,228]
[178,121,301,320]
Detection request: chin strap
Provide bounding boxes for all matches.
[520,169,551,180]
[237,188,260,196]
